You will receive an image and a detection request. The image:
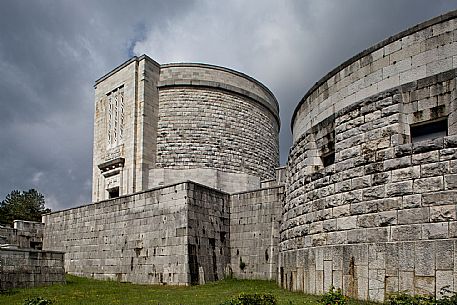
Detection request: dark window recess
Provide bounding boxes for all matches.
[30,241,42,250]
[320,128,335,167]
[411,118,447,143]
[108,187,119,199]
[322,151,335,167]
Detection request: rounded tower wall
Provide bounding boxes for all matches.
[148,64,280,192]
[282,11,457,301]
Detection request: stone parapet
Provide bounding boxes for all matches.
[159,63,279,122]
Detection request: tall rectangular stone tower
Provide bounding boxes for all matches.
[92,56,160,201]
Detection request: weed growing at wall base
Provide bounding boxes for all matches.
[320,287,348,305]
[23,297,52,305]
[385,287,457,305]
[219,293,277,305]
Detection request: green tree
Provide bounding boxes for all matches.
[0,189,51,225]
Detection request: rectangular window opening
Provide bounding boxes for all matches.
[322,151,335,167]
[411,118,447,143]
[321,128,335,167]
[108,187,120,199]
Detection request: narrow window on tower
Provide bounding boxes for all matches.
[107,86,124,148]
[321,130,335,167]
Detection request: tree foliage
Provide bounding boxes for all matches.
[0,189,50,225]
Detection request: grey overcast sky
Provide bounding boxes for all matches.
[1,0,456,211]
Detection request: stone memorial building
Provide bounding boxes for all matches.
[42,10,457,302]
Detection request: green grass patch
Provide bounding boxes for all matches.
[0,275,374,305]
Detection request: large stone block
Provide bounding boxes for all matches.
[422,222,448,239]
[397,207,429,224]
[415,241,435,276]
[392,225,422,241]
[386,181,413,197]
[413,177,444,193]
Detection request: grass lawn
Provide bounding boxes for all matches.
[0,275,374,305]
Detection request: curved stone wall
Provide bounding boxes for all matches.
[283,11,457,301]
[154,64,280,182]
[292,11,457,141]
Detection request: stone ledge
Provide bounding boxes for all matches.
[157,80,280,124]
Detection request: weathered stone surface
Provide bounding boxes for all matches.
[392,166,420,182]
[413,138,444,154]
[362,185,385,200]
[402,194,422,208]
[422,222,448,239]
[415,276,435,295]
[412,151,440,165]
[429,205,456,222]
[397,207,429,224]
[421,162,448,177]
[413,177,444,193]
[336,216,358,230]
[366,227,390,242]
[415,241,435,276]
[391,225,422,241]
[0,248,65,290]
[422,191,457,205]
[444,174,457,189]
[435,240,454,270]
[347,229,367,243]
[386,181,413,196]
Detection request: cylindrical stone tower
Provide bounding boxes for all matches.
[150,63,280,192]
[281,10,457,301]
[92,56,279,201]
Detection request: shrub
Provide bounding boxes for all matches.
[23,297,52,305]
[219,293,277,305]
[320,286,348,305]
[437,286,457,305]
[385,292,434,305]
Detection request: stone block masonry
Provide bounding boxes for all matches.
[43,180,284,286]
[45,182,193,284]
[156,87,278,181]
[230,186,283,280]
[0,221,64,289]
[284,10,457,302]
[187,183,230,284]
[43,182,234,285]
[0,248,64,290]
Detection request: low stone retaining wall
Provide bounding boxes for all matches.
[0,248,65,290]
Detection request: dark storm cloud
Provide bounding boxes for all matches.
[0,0,195,210]
[0,0,456,210]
